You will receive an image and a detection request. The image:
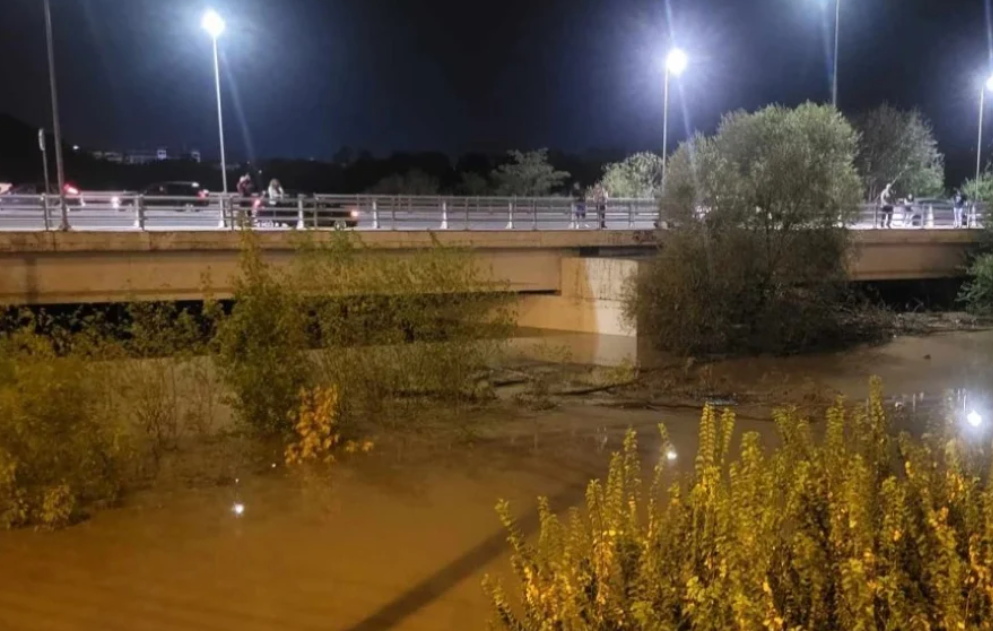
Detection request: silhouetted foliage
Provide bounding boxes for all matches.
[852,104,945,202]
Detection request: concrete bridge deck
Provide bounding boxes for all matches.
[0,229,979,306]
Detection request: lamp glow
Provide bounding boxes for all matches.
[202,10,225,39]
[967,410,983,428]
[666,49,688,77]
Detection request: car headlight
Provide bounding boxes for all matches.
[111,196,121,209]
[350,209,359,218]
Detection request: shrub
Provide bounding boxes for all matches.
[487,378,993,630]
[0,325,131,529]
[626,104,871,356]
[292,233,514,424]
[959,252,993,315]
[214,233,310,436]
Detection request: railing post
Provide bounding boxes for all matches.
[297,197,305,230]
[134,195,145,230]
[42,194,51,231]
[628,202,634,228]
[465,198,471,230]
[391,196,397,230]
[506,199,515,230]
[531,200,538,230]
[218,196,227,229]
[372,198,380,230]
[440,200,448,230]
[927,205,934,229]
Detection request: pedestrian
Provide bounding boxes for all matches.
[267,178,285,201]
[571,182,587,229]
[879,183,894,229]
[593,182,608,229]
[237,173,254,197]
[953,188,968,228]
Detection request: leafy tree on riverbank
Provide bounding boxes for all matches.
[625,103,872,356]
[599,152,664,198]
[852,104,944,201]
[488,379,993,630]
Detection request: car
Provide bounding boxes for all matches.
[138,181,211,211]
[252,191,359,229]
[0,182,86,209]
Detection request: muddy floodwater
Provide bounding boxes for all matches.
[1,330,992,630]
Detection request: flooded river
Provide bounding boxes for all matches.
[1,330,991,630]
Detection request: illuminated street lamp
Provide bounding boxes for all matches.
[202,10,228,195]
[661,48,688,191]
[977,74,993,182]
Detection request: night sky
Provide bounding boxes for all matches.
[1,0,991,182]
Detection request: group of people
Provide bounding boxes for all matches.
[236,173,285,202]
[877,184,971,229]
[571,182,609,229]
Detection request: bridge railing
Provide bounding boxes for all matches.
[0,193,984,231]
[0,194,664,232]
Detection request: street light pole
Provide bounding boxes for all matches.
[662,65,671,189]
[832,0,840,108]
[979,87,986,183]
[977,76,993,182]
[203,10,228,195]
[43,0,68,230]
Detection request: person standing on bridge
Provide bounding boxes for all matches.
[879,183,894,229]
[237,173,253,197]
[592,182,608,229]
[953,189,968,228]
[571,182,587,229]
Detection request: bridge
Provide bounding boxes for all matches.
[0,194,981,335]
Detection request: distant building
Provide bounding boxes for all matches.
[90,150,124,163]
[90,146,200,165]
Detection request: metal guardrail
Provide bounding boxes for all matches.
[0,194,662,232]
[0,193,983,231]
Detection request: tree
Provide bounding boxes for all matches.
[492,149,570,196]
[367,169,440,195]
[599,152,664,198]
[626,103,870,356]
[852,104,944,202]
[457,172,492,196]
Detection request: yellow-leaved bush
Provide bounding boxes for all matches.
[486,378,993,630]
[285,385,372,466]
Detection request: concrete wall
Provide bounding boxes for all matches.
[0,228,980,310]
[849,230,976,280]
[0,230,644,305]
[516,257,638,337]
